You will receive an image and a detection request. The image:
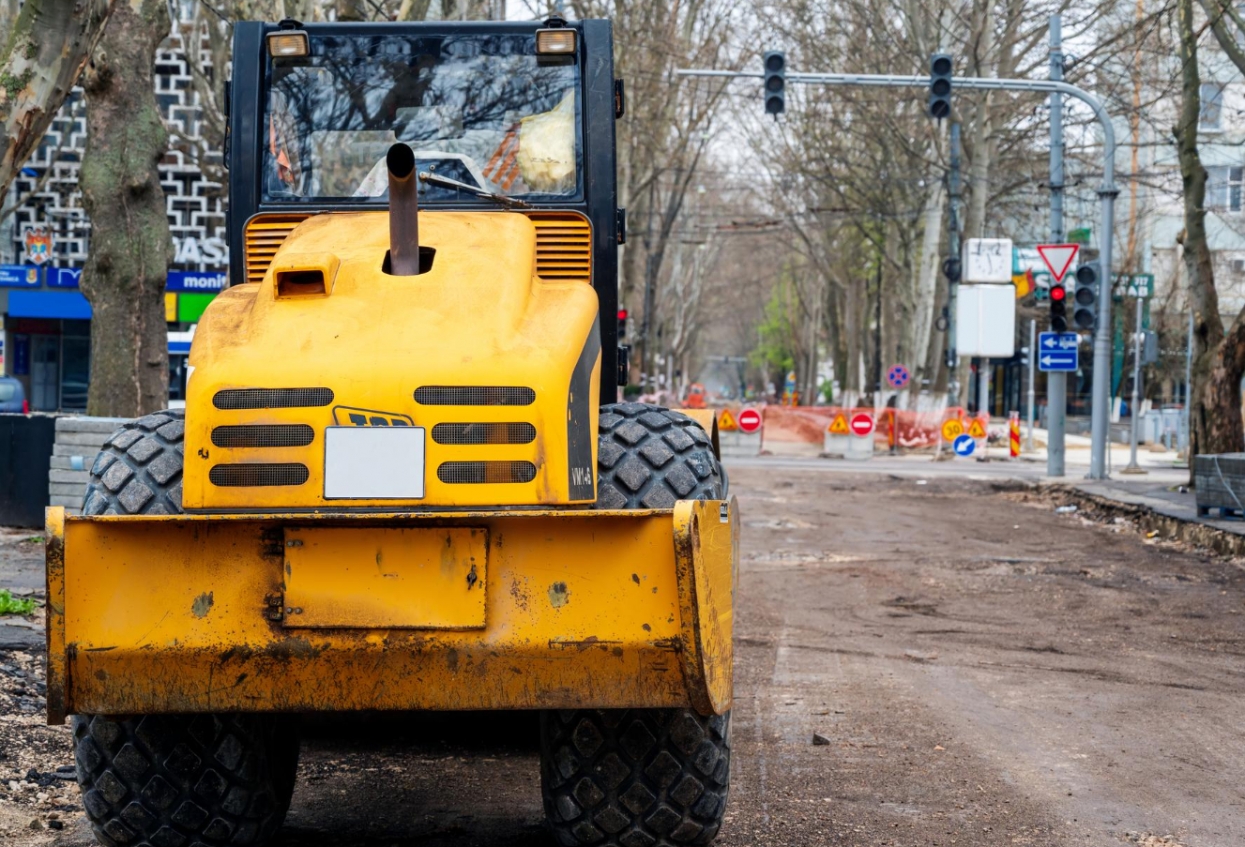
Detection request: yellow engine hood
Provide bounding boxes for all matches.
[184,211,600,510]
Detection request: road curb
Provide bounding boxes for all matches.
[1044,483,1245,558]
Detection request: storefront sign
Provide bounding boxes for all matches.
[167,270,227,292]
[173,235,227,265]
[0,264,41,288]
[47,267,83,288]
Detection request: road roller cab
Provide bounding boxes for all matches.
[47,17,738,847]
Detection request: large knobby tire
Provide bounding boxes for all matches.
[76,412,300,847]
[540,709,731,847]
[72,714,300,847]
[82,409,185,515]
[538,404,731,846]
[595,402,725,509]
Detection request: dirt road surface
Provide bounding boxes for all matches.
[2,466,1243,846]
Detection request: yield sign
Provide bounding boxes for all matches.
[1036,243,1080,283]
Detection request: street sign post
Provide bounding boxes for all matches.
[953,433,976,457]
[737,407,762,434]
[1037,332,1078,372]
[1036,243,1080,282]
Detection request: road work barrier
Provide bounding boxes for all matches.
[716,407,762,458]
[763,404,990,456]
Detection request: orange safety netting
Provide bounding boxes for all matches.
[713,405,992,453]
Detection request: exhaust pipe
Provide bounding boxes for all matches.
[386,143,420,275]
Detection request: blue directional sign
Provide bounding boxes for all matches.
[953,434,976,457]
[1037,331,1079,372]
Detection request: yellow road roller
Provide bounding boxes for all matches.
[45,15,738,847]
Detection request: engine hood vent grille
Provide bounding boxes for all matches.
[415,386,535,406]
[432,423,536,445]
[209,463,309,487]
[437,461,537,484]
[213,388,334,410]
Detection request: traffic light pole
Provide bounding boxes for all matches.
[946,120,962,407]
[1046,15,1067,478]
[678,61,1118,479]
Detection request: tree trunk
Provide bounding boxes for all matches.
[911,182,945,395]
[79,0,171,418]
[1176,0,1242,470]
[0,0,113,195]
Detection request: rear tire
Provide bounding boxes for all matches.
[595,402,725,509]
[73,713,299,847]
[540,709,731,847]
[538,404,731,846]
[76,412,300,847]
[82,409,185,515]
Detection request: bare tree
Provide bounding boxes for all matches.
[1176,0,1245,462]
[0,0,114,195]
[79,0,173,416]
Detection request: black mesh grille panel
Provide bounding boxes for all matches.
[414,386,535,406]
[209,463,309,487]
[431,423,537,445]
[437,461,537,484]
[213,388,333,410]
[211,425,315,448]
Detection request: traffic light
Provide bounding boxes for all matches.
[1049,282,1068,332]
[763,51,785,116]
[928,53,952,119]
[617,308,628,340]
[1072,261,1100,330]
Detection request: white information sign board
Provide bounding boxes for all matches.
[963,238,1014,283]
[956,284,1016,357]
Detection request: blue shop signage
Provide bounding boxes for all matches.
[0,264,41,288]
[167,271,227,292]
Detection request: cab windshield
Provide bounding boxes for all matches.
[264,33,581,203]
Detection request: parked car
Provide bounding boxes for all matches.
[0,376,29,413]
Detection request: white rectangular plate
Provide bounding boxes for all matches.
[324,426,425,499]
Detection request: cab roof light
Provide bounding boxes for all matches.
[536,28,577,56]
[267,30,309,58]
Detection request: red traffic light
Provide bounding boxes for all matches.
[617,309,628,320]
[1049,285,1066,301]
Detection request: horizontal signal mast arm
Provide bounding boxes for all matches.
[675,68,1115,191]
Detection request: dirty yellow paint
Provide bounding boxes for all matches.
[283,526,486,629]
[184,211,601,511]
[45,503,737,723]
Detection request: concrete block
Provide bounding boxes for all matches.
[49,469,90,484]
[53,444,104,458]
[49,494,85,508]
[50,482,87,497]
[49,455,100,471]
[55,417,128,434]
[53,431,114,447]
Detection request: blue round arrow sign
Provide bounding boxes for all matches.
[953,434,975,457]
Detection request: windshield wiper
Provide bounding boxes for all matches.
[417,171,532,210]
